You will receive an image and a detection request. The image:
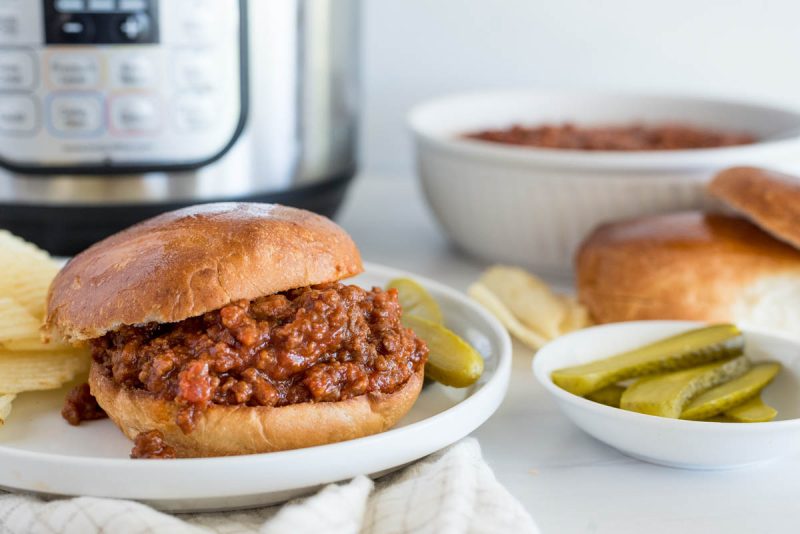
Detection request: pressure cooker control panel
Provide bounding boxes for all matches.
[0,0,246,173]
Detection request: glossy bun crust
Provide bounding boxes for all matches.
[576,211,800,323]
[709,166,800,250]
[45,203,363,343]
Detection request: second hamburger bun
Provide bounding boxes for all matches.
[90,363,424,458]
[576,211,800,331]
[709,166,800,250]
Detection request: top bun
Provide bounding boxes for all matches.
[576,211,800,326]
[46,203,363,342]
[709,166,800,250]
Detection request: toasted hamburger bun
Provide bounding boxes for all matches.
[709,166,800,250]
[90,363,424,458]
[46,203,363,343]
[46,203,425,457]
[576,212,800,334]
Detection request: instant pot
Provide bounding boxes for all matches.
[0,0,359,254]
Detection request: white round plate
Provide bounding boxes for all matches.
[533,321,800,470]
[0,263,511,511]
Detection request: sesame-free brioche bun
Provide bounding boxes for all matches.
[709,166,800,250]
[89,363,425,458]
[45,203,363,343]
[576,212,800,332]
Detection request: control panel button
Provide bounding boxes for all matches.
[119,0,148,10]
[49,94,102,135]
[87,0,115,11]
[117,13,151,43]
[181,13,216,42]
[51,14,96,44]
[0,2,42,46]
[0,95,37,135]
[174,94,216,132]
[0,50,35,90]
[173,52,216,92]
[49,54,100,88]
[111,54,156,87]
[110,94,159,133]
[0,14,20,42]
[55,0,85,12]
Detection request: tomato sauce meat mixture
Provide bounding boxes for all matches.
[62,382,107,426]
[130,430,176,459]
[90,283,429,436]
[465,122,755,151]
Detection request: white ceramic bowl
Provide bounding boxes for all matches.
[532,321,800,469]
[409,91,800,275]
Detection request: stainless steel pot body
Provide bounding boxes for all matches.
[0,0,360,205]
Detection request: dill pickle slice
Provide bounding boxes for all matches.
[723,395,778,423]
[551,324,744,396]
[620,356,750,418]
[387,278,443,324]
[681,362,781,420]
[585,384,626,408]
[402,315,484,388]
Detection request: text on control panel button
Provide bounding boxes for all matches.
[0,14,20,42]
[0,94,37,134]
[110,94,159,133]
[0,3,43,46]
[0,50,35,90]
[49,94,102,135]
[112,54,156,87]
[49,54,100,88]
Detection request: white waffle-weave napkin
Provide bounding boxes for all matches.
[0,438,537,534]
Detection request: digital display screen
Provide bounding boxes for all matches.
[44,0,159,45]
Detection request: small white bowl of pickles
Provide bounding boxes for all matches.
[533,321,800,469]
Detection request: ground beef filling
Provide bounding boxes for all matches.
[131,430,176,459]
[91,283,428,433]
[61,382,107,426]
[465,123,755,151]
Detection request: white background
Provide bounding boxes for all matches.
[360,0,800,176]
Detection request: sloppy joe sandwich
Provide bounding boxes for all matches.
[576,212,800,334]
[45,203,428,458]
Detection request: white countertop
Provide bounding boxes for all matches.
[337,175,800,534]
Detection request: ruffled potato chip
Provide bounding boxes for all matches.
[476,266,565,339]
[0,231,90,426]
[0,394,15,425]
[469,283,550,350]
[0,350,89,394]
[0,230,61,319]
[469,265,592,350]
[0,297,41,343]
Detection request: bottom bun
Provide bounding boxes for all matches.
[89,363,425,458]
